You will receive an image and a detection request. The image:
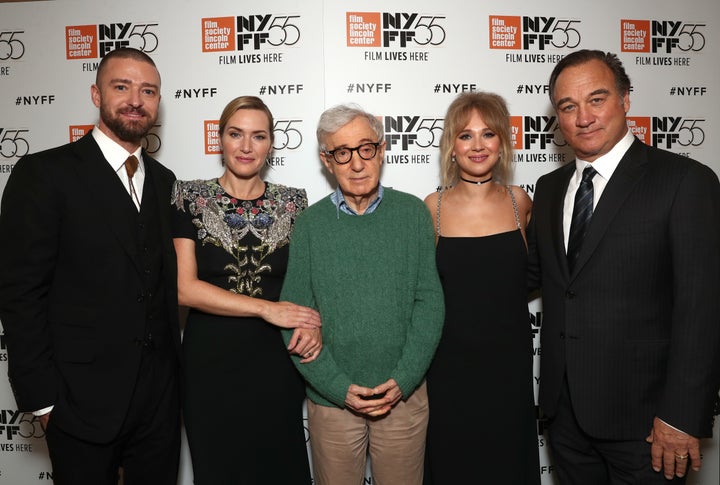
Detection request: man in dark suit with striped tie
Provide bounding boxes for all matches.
[527,49,720,484]
[0,48,180,485]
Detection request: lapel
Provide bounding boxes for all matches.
[569,138,648,279]
[142,153,173,254]
[70,132,142,274]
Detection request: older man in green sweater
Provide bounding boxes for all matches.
[281,104,444,485]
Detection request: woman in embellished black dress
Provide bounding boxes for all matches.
[423,92,540,484]
[172,96,320,484]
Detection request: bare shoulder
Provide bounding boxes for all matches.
[508,184,531,206]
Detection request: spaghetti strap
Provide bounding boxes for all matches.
[435,189,443,237]
[507,186,521,230]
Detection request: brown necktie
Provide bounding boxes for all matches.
[125,155,139,179]
[124,155,140,207]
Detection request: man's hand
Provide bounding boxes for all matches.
[287,327,322,363]
[646,417,701,479]
[344,379,401,417]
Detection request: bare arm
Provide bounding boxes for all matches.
[174,237,321,330]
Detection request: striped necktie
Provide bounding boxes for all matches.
[567,165,597,272]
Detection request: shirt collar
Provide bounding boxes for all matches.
[574,128,634,181]
[92,127,144,174]
[330,184,384,217]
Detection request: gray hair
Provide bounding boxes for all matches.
[316,104,384,152]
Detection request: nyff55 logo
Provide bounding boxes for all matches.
[489,16,581,50]
[620,20,705,53]
[628,116,705,149]
[202,14,300,52]
[0,410,45,440]
[511,116,565,150]
[347,12,446,48]
[66,22,159,59]
[383,116,443,151]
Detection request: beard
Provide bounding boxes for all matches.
[99,102,156,143]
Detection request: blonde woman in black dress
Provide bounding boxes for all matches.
[424,92,539,484]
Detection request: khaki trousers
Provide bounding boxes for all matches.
[307,382,429,485]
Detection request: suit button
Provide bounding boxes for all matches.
[560,332,565,339]
[565,291,576,299]
[137,294,144,302]
[144,268,151,275]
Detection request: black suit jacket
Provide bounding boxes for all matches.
[527,137,720,440]
[0,132,180,443]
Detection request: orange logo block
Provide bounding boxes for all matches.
[205,120,221,155]
[489,16,521,49]
[347,12,381,47]
[202,17,235,52]
[620,19,650,53]
[510,116,524,150]
[69,125,95,143]
[626,117,651,145]
[66,25,97,59]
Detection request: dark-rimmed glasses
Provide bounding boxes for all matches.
[324,142,381,165]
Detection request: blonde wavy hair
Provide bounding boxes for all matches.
[439,92,513,188]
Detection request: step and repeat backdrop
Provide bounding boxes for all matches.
[1,0,718,483]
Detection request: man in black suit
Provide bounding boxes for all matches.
[0,48,180,485]
[528,49,720,484]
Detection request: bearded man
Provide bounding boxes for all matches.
[0,47,181,485]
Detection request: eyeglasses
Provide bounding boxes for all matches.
[324,142,381,165]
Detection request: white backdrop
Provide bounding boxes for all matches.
[1,0,718,483]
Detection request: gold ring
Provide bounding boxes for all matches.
[675,453,688,460]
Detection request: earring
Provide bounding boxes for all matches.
[451,155,456,163]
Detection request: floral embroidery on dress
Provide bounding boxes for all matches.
[172,179,307,296]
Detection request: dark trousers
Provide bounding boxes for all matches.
[45,350,180,485]
[547,378,686,485]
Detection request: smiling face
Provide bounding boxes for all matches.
[219,109,272,180]
[553,59,630,162]
[452,109,501,181]
[320,116,385,213]
[91,57,161,152]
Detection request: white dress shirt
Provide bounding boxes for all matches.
[92,127,145,210]
[562,129,634,251]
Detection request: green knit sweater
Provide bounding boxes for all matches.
[280,188,444,408]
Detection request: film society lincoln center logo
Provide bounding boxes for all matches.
[346,12,446,48]
[201,15,301,52]
[65,23,159,59]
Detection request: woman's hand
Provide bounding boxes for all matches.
[261,301,321,330]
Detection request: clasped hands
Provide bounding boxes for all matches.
[646,417,702,479]
[345,378,402,417]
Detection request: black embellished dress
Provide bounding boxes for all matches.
[425,188,540,484]
[172,179,311,484]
